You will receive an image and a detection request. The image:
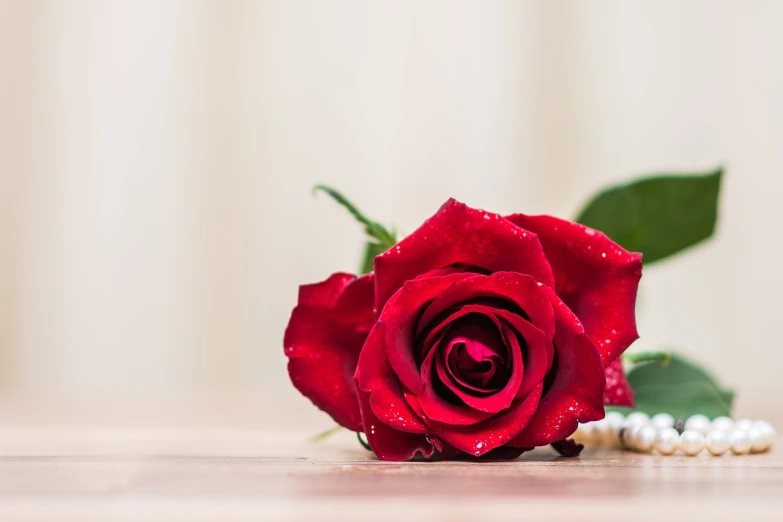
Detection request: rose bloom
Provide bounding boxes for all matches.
[284,200,642,461]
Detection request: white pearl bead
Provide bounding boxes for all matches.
[651,413,675,429]
[654,427,680,455]
[748,426,770,453]
[680,430,705,456]
[760,421,778,449]
[622,425,641,449]
[753,419,773,430]
[684,414,711,434]
[603,411,625,442]
[730,428,752,454]
[636,425,657,452]
[710,416,734,432]
[705,430,731,456]
[613,414,773,457]
[753,420,777,448]
[624,412,650,427]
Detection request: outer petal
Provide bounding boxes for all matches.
[505,214,642,366]
[402,396,531,461]
[298,272,353,307]
[425,384,543,456]
[509,287,606,448]
[284,273,374,431]
[603,358,635,407]
[357,389,435,461]
[354,322,428,434]
[374,199,555,311]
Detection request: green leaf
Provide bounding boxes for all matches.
[610,353,734,419]
[576,168,722,264]
[313,185,397,273]
[360,241,389,275]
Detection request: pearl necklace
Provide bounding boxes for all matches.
[575,412,776,456]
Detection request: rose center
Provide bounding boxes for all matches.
[443,319,508,391]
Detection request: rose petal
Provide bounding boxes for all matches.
[492,308,554,371]
[603,358,635,407]
[417,304,508,366]
[433,319,522,413]
[414,283,553,417]
[416,326,497,425]
[504,214,642,366]
[431,305,554,395]
[431,440,462,460]
[509,287,606,448]
[403,390,426,418]
[374,199,555,311]
[356,389,435,461]
[297,272,354,307]
[408,393,532,460]
[284,273,374,431]
[382,273,471,394]
[501,317,551,399]
[424,383,543,456]
[354,322,428,434]
[447,318,507,370]
[417,271,556,341]
[441,339,503,394]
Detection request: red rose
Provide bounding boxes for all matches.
[284,199,641,460]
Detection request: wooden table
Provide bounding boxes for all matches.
[0,404,781,521]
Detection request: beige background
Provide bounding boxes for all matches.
[1,0,782,430]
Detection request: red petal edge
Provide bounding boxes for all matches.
[504,214,642,367]
[510,286,606,448]
[355,322,428,434]
[374,199,555,312]
[284,273,374,432]
[357,389,436,461]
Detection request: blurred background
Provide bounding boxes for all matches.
[0,0,781,430]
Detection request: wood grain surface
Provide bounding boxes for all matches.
[0,402,780,521]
